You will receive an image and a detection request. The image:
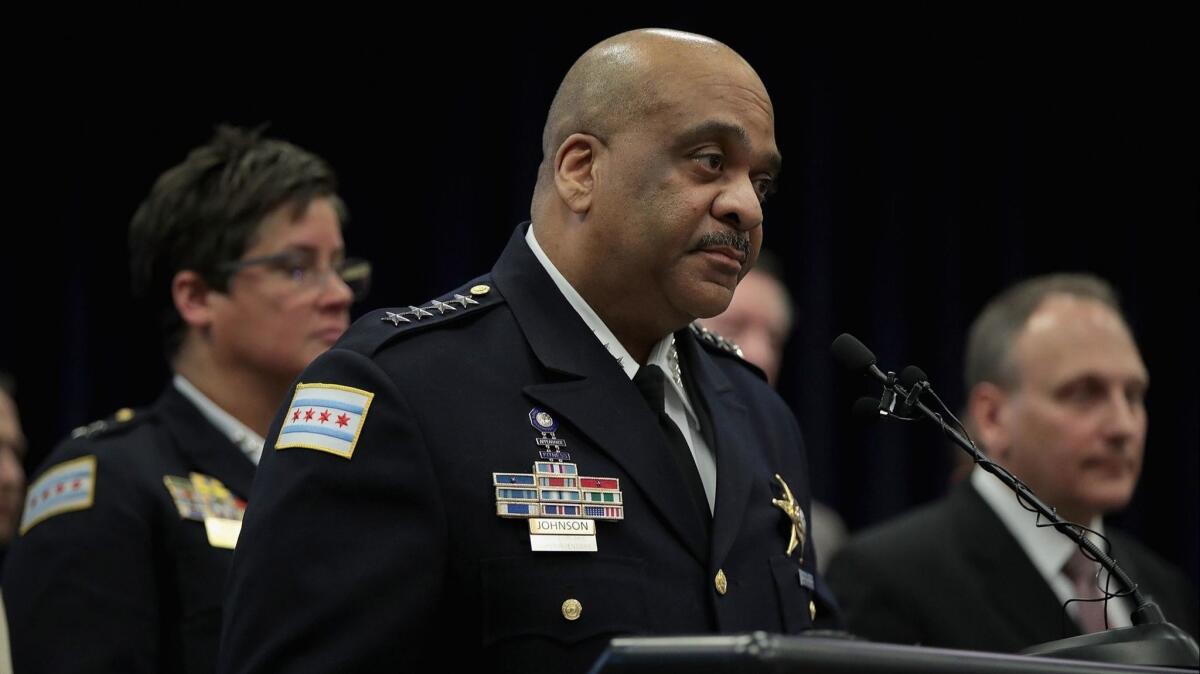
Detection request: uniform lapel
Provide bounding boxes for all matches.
[674,331,754,570]
[494,224,708,564]
[157,386,257,500]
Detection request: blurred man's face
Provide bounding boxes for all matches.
[697,269,791,385]
[988,295,1148,523]
[0,389,27,544]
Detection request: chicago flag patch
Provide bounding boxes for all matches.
[276,383,374,459]
[20,455,97,534]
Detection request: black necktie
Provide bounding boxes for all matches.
[632,364,711,528]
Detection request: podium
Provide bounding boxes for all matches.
[589,633,1193,673]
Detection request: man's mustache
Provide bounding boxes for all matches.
[696,231,750,255]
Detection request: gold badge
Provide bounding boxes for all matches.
[470,284,491,296]
[771,474,807,560]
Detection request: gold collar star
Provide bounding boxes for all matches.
[771,473,807,559]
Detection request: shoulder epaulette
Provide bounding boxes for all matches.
[337,277,505,357]
[689,323,746,359]
[68,406,143,440]
[688,323,768,381]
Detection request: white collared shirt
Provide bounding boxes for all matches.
[525,225,717,511]
[173,374,264,465]
[971,467,1133,628]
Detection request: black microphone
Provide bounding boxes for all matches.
[899,365,929,411]
[830,333,888,384]
[832,334,911,417]
[852,396,883,423]
[898,365,927,388]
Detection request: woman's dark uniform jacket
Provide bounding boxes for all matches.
[218,224,836,674]
[2,386,255,673]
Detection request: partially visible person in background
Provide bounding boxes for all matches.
[697,250,847,571]
[0,372,27,674]
[0,372,25,565]
[827,273,1198,652]
[3,125,369,674]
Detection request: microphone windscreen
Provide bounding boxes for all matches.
[830,333,876,375]
[853,397,883,423]
[899,365,929,388]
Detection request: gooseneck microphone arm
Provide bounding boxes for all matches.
[830,333,1163,625]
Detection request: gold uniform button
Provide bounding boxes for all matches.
[469,284,491,296]
[809,600,817,621]
[115,408,135,423]
[562,598,582,621]
[714,569,728,595]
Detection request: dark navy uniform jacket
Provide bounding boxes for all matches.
[218,224,830,673]
[3,385,255,674]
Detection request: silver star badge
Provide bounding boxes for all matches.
[428,299,458,315]
[452,293,479,308]
[406,305,434,320]
[382,311,410,326]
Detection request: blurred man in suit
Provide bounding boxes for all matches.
[828,273,1198,651]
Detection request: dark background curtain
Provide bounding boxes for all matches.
[3,14,1194,586]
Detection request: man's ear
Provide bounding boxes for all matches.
[968,381,1012,461]
[171,270,216,330]
[553,133,605,214]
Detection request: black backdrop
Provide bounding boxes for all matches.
[4,15,1195,588]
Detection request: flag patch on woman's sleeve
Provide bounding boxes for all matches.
[275,383,374,459]
[20,455,97,534]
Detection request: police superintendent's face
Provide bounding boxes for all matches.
[590,54,780,325]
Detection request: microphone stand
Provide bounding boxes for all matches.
[846,343,1199,668]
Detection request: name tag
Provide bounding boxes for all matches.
[528,518,597,552]
[205,517,242,549]
[797,569,815,590]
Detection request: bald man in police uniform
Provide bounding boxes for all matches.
[219,30,831,674]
